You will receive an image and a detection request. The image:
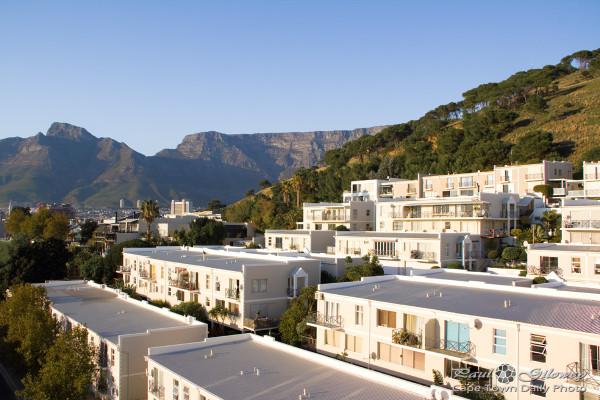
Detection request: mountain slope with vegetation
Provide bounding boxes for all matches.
[225,48,600,231]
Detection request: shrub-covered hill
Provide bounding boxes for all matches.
[225,48,600,231]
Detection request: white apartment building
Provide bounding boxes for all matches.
[376,192,523,238]
[526,243,600,284]
[298,201,375,231]
[310,275,600,400]
[120,247,320,332]
[42,281,207,400]
[334,231,481,270]
[264,229,335,253]
[145,333,442,400]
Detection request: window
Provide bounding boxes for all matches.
[366,209,371,216]
[345,334,363,353]
[378,342,401,363]
[456,243,462,257]
[173,379,179,400]
[205,298,210,307]
[355,305,363,326]
[200,395,206,400]
[251,279,267,294]
[110,348,115,366]
[531,334,547,363]
[596,259,600,275]
[434,205,450,215]
[572,258,581,273]
[445,243,450,257]
[493,329,507,355]
[267,236,272,247]
[275,237,283,248]
[540,256,559,273]
[444,360,491,384]
[460,176,473,188]
[168,287,172,296]
[402,349,425,370]
[353,209,358,218]
[325,330,342,347]
[530,379,546,397]
[485,175,494,186]
[215,278,221,292]
[425,180,433,190]
[205,275,210,290]
[460,189,474,196]
[446,178,454,189]
[183,386,189,400]
[377,309,397,328]
[325,301,340,319]
[393,221,403,231]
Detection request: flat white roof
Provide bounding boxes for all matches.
[148,334,430,400]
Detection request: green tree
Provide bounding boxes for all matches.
[343,256,384,281]
[524,94,548,127]
[245,189,255,197]
[180,218,227,246]
[501,247,522,266]
[541,210,560,236]
[278,286,317,346]
[206,199,226,211]
[79,254,111,284]
[79,219,98,244]
[208,303,230,334]
[139,198,160,238]
[258,180,272,189]
[510,131,559,164]
[43,212,71,240]
[5,208,30,236]
[171,301,208,323]
[103,239,152,282]
[18,325,96,400]
[0,284,58,375]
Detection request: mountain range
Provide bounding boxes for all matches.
[0,123,384,208]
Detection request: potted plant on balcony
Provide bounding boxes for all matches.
[392,329,422,347]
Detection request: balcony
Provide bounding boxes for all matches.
[552,187,566,196]
[425,336,476,358]
[568,190,585,197]
[585,173,600,180]
[243,317,281,331]
[409,250,437,261]
[566,362,600,391]
[225,288,240,300]
[307,214,346,222]
[587,189,600,196]
[169,280,199,292]
[372,248,398,258]
[149,385,165,400]
[483,228,507,238]
[306,312,344,329]
[392,329,422,349]
[139,270,150,279]
[563,219,600,229]
[119,265,131,273]
[407,186,417,194]
[525,173,544,180]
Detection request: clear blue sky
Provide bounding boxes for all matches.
[1,0,598,156]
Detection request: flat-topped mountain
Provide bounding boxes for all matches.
[0,123,384,207]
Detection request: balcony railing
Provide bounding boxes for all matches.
[525,173,544,180]
[119,265,131,273]
[243,317,281,331]
[425,337,476,357]
[372,248,399,258]
[566,362,600,390]
[552,188,566,196]
[225,288,240,300]
[568,190,585,197]
[407,187,417,194]
[527,265,563,278]
[392,329,423,348]
[585,173,600,180]
[306,312,344,329]
[149,385,165,400]
[169,280,199,291]
[139,270,149,279]
[342,247,363,256]
[307,214,346,222]
[563,220,600,229]
[483,228,507,238]
[587,189,600,196]
[409,250,437,261]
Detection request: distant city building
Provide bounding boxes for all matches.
[34,202,76,219]
[119,199,126,208]
[137,199,142,208]
[171,199,193,215]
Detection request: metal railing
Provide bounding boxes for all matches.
[149,385,165,400]
[169,280,199,291]
[225,288,240,300]
[372,248,399,258]
[139,270,149,279]
[563,220,600,229]
[585,173,600,180]
[244,317,281,331]
[409,250,437,261]
[306,214,346,222]
[119,265,131,273]
[425,337,476,357]
[483,228,507,238]
[527,265,563,278]
[566,362,600,390]
[306,312,344,329]
[392,329,423,348]
[525,173,544,180]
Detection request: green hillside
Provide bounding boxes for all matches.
[225,48,600,231]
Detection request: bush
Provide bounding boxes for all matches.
[533,276,548,284]
[245,242,260,249]
[519,251,528,262]
[430,266,440,269]
[487,250,499,260]
[446,262,463,269]
[501,247,521,262]
[151,299,171,308]
[321,270,337,284]
[519,270,527,277]
[171,302,208,323]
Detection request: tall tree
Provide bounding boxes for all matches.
[18,325,96,400]
[139,198,160,238]
[79,219,98,244]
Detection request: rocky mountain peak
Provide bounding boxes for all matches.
[46,122,97,141]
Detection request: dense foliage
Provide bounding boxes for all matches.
[225,49,600,229]
[173,217,227,246]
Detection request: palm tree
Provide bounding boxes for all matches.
[139,198,160,239]
[291,172,305,208]
[281,181,293,206]
[208,303,230,334]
